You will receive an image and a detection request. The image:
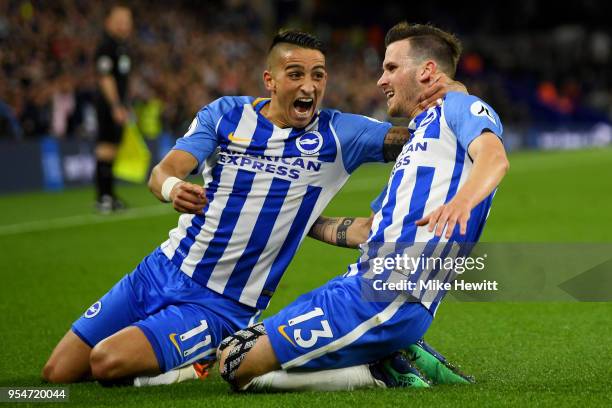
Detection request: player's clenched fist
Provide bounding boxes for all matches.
[169,181,208,214]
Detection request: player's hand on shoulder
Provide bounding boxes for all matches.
[417,73,468,111]
[170,182,208,214]
[447,79,468,95]
[416,197,471,239]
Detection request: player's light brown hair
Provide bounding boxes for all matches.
[385,22,462,77]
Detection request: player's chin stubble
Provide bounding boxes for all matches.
[388,98,407,117]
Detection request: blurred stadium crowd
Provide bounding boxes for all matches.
[0,0,610,141]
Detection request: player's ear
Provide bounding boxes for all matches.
[263,70,276,93]
[418,60,437,84]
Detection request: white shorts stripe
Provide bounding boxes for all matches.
[179,320,208,341]
[177,348,216,368]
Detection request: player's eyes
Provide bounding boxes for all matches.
[313,72,325,80]
[288,72,303,79]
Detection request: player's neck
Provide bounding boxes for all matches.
[406,77,435,120]
[406,104,423,122]
[260,102,290,128]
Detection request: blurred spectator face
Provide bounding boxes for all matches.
[264,46,327,128]
[106,7,133,40]
[377,39,422,117]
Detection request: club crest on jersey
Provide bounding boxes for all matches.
[84,301,101,318]
[296,131,323,155]
[470,101,496,125]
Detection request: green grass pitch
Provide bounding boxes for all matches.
[1,147,611,407]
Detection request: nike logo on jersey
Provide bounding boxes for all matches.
[228,131,251,143]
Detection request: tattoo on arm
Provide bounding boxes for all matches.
[336,217,355,247]
[383,126,411,162]
[309,216,356,247]
[308,216,338,244]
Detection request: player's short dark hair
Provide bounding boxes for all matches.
[269,30,326,55]
[385,22,462,77]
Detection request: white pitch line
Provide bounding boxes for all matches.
[0,174,390,237]
[0,205,174,237]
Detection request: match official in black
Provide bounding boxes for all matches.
[94,5,133,213]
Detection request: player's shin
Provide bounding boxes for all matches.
[243,352,431,392]
[133,363,210,387]
[244,365,382,392]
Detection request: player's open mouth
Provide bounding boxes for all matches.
[384,90,395,103]
[293,97,314,116]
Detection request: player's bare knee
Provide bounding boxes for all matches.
[42,354,84,383]
[42,331,92,383]
[42,358,87,384]
[90,342,123,380]
[41,360,64,383]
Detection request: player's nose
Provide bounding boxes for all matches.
[300,78,316,95]
[377,73,388,88]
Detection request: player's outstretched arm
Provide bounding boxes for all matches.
[148,150,208,214]
[416,132,509,237]
[308,213,374,248]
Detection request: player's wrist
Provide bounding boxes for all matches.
[161,176,183,202]
[451,194,473,210]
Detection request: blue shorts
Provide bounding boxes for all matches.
[72,248,260,372]
[264,275,432,370]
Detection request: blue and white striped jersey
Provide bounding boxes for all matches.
[347,92,504,315]
[161,96,391,309]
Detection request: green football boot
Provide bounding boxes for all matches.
[369,352,431,388]
[405,339,475,385]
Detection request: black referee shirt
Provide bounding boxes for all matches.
[95,33,131,105]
